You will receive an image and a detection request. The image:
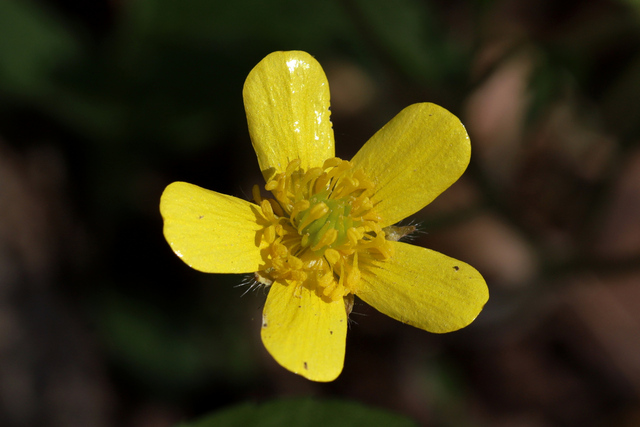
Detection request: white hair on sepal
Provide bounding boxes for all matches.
[345,295,369,329]
[402,219,427,242]
[383,219,425,243]
[235,272,272,297]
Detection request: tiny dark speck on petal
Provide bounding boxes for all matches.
[304,362,308,370]
[330,330,333,335]
[198,215,204,219]
[453,266,459,271]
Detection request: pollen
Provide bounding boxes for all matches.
[254,158,393,302]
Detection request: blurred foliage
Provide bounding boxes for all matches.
[176,398,416,427]
[2,0,640,426]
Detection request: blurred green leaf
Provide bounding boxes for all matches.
[92,274,261,397]
[350,0,468,89]
[619,0,640,11]
[0,0,80,96]
[120,0,354,50]
[177,398,417,427]
[96,289,208,392]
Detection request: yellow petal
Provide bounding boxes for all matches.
[357,241,488,333]
[160,182,265,273]
[243,51,335,182]
[351,103,470,227]
[261,281,347,382]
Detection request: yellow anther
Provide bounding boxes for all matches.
[311,227,338,252]
[324,248,341,266]
[347,227,364,246]
[323,157,342,169]
[263,225,276,243]
[345,252,360,290]
[333,177,359,198]
[261,200,276,221]
[252,184,263,204]
[258,157,390,300]
[327,284,344,301]
[376,239,394,259]
[301,167,323,189]
[286,159,302,175]
[268,199,284,217]
[273,243,288,258]
[297,202,329,231]
[288,255,304,270]
[290,200,310,221]
[317,270,334,289]
[313,175,330,194]
[291,270,307,282]
[264,180,278,192]
[362,210,382,222]
[322,281,337,297]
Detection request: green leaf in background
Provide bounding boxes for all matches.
[117,0,355,55]
[176,398,417,427]
[0,0,80,96]
[350,0,468,90]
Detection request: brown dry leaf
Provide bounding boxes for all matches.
[596,148,640,259]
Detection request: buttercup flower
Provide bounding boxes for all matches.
[160,51,488,382]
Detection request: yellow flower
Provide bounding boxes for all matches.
[160,51,488,382]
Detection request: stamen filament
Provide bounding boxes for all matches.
[254,158,393,301]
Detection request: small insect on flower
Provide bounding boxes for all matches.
[160,51,489,382]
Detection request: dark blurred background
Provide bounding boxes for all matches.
[1,0,640,426]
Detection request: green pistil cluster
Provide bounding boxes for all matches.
[254,157,393,301]
[295,191,357,254]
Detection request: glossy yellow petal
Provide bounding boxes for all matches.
[357,241,488,333]
[243,51,335,182]
[160,182,265,274]
[261,281,347,382]
[351,103,470,227]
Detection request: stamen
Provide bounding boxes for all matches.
[252,184,263,204]
[323,157,341,169]
[255,158,392,302]
[310,227,337,251]
[263,225,276,243]
[297,202,329,232]
[345,251,360,289]
[324,248,341,266]
[261,200,276,222]
[268,199,284,217]
[290,200,310,222]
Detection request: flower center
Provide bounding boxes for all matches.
[295,191,354,253]
[253,157,393,302]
